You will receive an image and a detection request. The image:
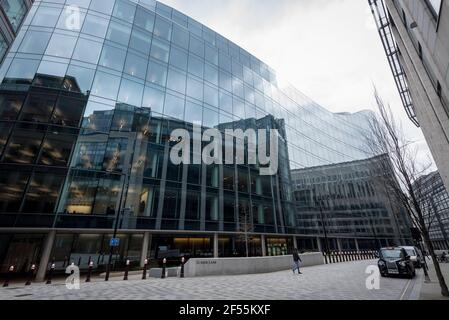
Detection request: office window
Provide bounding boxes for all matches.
[142,85,164,114]
[106,21,132,46]
[22,173,64,214]
[166,68,186,94]
[186,76,203,101]
[56,5,86,31]
[3,128,44,164]
[89,0,115,15]
[65,64,95,94]
[150,38,170,63]
[169,46,188,71]
[45,34,77,58]
[52,96,86,127]
[0,93,24,120]
[184,101,202,125]
[39,132,75,167]
[146,59,167,87]
[81,13,109,38]
[124,52,147,79]
[118,78,144,107]
[164,93,185,120]
[134,7,155,32]
[99,44,127,72]
[91,71,121,100]
[188,54,203,78]
[154,16,172,41]
[18,31,51,55]
[112,0,136,21]
[171,24,189,49]
[19,93,57,123]
[0,170,30,212]
[4,58,39,84]
[72,38,102,64]
[1,0,27,32]
[189,35,204,58]
[129,28,152,54]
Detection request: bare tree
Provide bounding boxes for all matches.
[238,203,252,258]
[365,89,448,297]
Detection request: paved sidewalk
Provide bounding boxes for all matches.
[0,260,415,300]
[419,260,449,300]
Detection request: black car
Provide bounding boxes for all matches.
[378,247,416,278]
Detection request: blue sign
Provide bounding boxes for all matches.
[110,238,120,247]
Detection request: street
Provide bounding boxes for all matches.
[0,260,422,300]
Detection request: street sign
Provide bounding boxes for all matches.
[110,238,120,247]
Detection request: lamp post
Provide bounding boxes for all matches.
[105,172,127,281]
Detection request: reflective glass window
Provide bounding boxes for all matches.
[142,85,164,114]
[164,93,184,120]
[99,44,127,72]
[171,24,189,49]
[203,107,218,128]
[91,71,121,100]
[244,85,255,104]
[124,52,147,79]
[72,38,102,64]
[169,46,188,70]
[204,64,218,86]
[106,21,132,46]
[19,93,56,123]
[232,78,244,99]
[189,35,204,58]
[3,128,44,164]
[129,28,152,54]
[166,68,186,94]
[186,76,203,101]
[219,91,233,114]
[89,0,115,15]
[219,71,232,92]
[39,132,75,167]
[154,16,172,41]
[150,38,170,63]
[31,5,61,28]
[204,84,218,108]
[56,6,86,31]
[205,45,218,66]
[0,170,30,212]
[184,101,202,125]
[4,58,39,84]
[52,96,86,127]
[66,0,91,8]
[36,61,68,84]
[65,64,95,94]
[146,59,167,87]
[0,122,12,155]
[134,7,155,32]
[233,97,245,119]
[232,60,243,79]
[118,78,144,107]
[188,54,203,78]
[0,93,24,120]
[112,0,136,21]
[18,30,51,54]
[45,34,77,58]
[219,52,231,72]
[22,173,64,214]
[81,13,109,38]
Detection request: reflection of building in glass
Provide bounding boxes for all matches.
[414,171,449,250]
[293,155,412,251]
[0,0,32,61]
[0,0,411,276]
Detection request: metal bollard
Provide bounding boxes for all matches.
[124,259,130,281]
[3,265,14,287]
[46,261,55,285]
[25,264,36,286]
[180,257,185,278]
[86,259,93,283]
[161,258,167,279]
[142,259,148,280]
[323,252,328,264]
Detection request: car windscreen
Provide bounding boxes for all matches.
[405,249,416,256]
[380,249,403,259]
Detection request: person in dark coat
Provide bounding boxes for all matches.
[292,248,302,274]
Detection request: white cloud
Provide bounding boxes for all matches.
[160,0,435,170]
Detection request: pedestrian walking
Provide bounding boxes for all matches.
[292,248,302,274]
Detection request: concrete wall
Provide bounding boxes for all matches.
[184,253,324,277]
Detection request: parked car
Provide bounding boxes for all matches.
[400,246,424,268]
[378,247,416,278]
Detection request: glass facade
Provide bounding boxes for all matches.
[0,0,410,272]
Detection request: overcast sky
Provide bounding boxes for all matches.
[160,0,435,169]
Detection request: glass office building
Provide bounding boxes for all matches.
[0,0,410,276]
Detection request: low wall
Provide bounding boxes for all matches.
[184,252,324,277]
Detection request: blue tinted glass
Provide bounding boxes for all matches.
[164,93,185,120]
[5,58,39,83]
[154,16,172,41]
[219,91,233,114]
[172,24,189,49]
[189,35,204,58]
[124,52,148,79]
[90,0,115,15]
[150,38,170,63]
[184,101,202,125]
[66,64,95,94]
[66,0,91,8]
[46,34,77,58]
[205,45,218,66]
[129,28,152,54]
[118,79,144,107]
[113,0,136,21]
[169,47,188,70]
[233,97,245,119]
[204,84,218,108]
[188,54,203,78]
[18,31,51,54]
[91,71,121,100]
[134,7,155,32]
[204,64,218,85]
[106,21,132,46]
[99,45,127,72]
[219,71,232,92]
[82,14,109,38]
[56,7,86,31]
[166,68,186,94]
[31,6,61,28]
[203,108,218,128]
[142,85,164,113]
[72,38,102,64]
[186,76,203,101]
[146,59,167,86]
[232,78,244,99]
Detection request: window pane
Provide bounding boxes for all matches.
[89,0,115,15]
[65,64,95,94]
[0,93,25,120]
[22,173,64,214]
[0,170,30,212]
[146,59,167,86]
[106,21,131,46]
[142,85,164,114]
[169,46,188,70]
[134,7,154,32]
[31,5,61,28]
[81,13,109,38]
[118,78,144,107]
[154,16,172,41]
[18,31,51,54]
[91,71,121,100]
[19,93,57,123]
[186,76,203,101]
[205,64,218,85]
[189,35,204,58]
[113,0,136,21]
[172,24,189,49]
[46,34,77,58]
[184,101,202,125]
[203,108,218,128]
[72,38,102,64]
[0,122,12,156]
[56,5,86,31]
[129,28,152,54]
[52,96,86,127]
[205,45,218,66]
[188,54,203,78]
[204,84,218,108]
[39,132,75,166]
[150,38,170,63]
[164,93,184,120]
[219,91,233,114]
[4,58,39,84]
[124,52,147,79]
[3,128,44,164]
[166,68,186,94]
[99,44,127,72]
